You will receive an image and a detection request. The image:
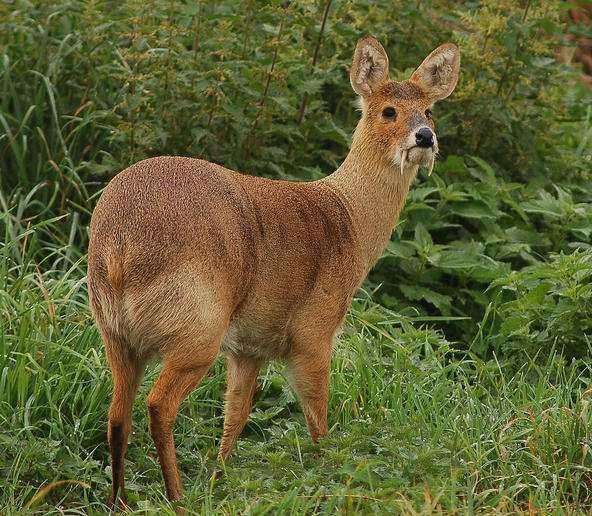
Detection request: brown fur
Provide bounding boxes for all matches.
[87,36,460,506]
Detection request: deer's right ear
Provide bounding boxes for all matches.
[410,43,460,101]
[350,36,390,97]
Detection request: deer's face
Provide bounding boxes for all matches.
[350,37,460,175]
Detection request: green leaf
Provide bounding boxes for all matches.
[414,223,432,249]
[450,201,498,220]
[399,284,452,315]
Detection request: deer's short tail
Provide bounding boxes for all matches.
[88,250,129,343]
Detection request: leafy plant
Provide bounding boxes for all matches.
[488,249,592,361]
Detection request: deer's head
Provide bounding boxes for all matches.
[350,36,460,175]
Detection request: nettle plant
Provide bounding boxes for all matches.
[489,250,592,361]
[1,0,590,361]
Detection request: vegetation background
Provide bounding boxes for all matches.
[1,0,591,513]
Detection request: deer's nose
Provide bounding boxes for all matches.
[415,127,434,148]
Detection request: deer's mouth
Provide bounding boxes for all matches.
[399,145,436,176]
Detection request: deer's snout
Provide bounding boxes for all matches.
[415,127,434,148]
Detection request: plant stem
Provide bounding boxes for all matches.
[297,0,332,125]
[244,3,289,157]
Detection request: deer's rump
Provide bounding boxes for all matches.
[88,156,361,360]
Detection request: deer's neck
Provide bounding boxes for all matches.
[322,137,418,270]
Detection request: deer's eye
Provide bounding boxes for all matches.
[425,109,433,119]
[382,107,397,120]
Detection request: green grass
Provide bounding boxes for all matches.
[1,221,591,514]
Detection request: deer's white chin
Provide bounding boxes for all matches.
[407,146,434,165]
[397,146,436,177]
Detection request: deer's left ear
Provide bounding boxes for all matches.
[410,43,460,101]
[350,36,390,97]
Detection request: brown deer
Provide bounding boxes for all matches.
[88,36,460,507]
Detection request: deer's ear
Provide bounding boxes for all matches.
[350,36,390,97]
[410,43,460,101]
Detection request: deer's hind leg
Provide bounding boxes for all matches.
[147,337,221,502]
[104,333,145,509]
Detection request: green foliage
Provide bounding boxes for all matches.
[1,0,592,512]
[1,0,590,361]
[1,217,591,513]
[374,150,592,347]
[487,250,592,360]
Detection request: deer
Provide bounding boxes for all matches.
[87,36,460,507]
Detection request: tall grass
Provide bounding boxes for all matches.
[1,209,591,513]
